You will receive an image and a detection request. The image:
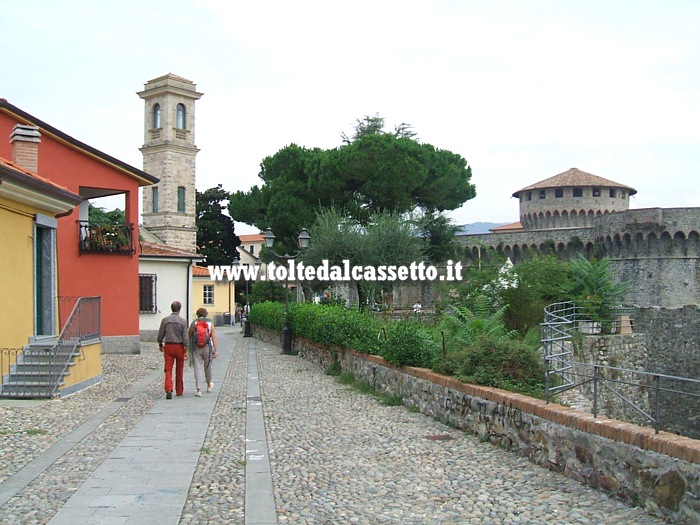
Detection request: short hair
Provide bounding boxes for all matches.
[196,307,208,318]
[171,301,182,313]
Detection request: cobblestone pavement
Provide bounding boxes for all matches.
[0,330,669,524]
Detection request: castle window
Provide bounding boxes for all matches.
[539,190,546,199]
[592,187,601,197]
[573,188,583,197]
[621,190,626,198]
[609,188,617,198]
[176,104,186,129]
[527,191,532,201]
[177,186,185,213]
[153,104,161,128]
[152,187,159,213]
[555,188,563,198]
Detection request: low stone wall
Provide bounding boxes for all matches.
[253,326,700,524]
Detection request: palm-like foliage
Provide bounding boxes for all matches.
[437,295,517,351]
[566,255,630,322]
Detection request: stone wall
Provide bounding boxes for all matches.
[253,326,700,524]
[572,334,654,428]
[636,306,700,438]
[457,207,700,307]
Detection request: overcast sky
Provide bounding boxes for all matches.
[3,1,699,233]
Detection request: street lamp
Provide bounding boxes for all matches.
[233,256,262,338]
[263,227,311,354]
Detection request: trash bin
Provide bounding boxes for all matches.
[223,312,232,326]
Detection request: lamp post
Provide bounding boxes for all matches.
[233,257,262,338]
[263,227,310,354]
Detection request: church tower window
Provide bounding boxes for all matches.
[153,104,161,128]
[176,104,186,129]
[177,186,185,213]
[152,187,159,212]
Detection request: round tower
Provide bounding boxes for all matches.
[138,73,203,252]
[512,167,637,230]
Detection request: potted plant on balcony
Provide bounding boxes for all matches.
[114,227,131,253]
[566,255,630,334]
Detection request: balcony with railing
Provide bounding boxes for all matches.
[78,221,135,256]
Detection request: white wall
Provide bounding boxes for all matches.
[139,258,192,334]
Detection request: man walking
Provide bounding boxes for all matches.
[157,301,189,399]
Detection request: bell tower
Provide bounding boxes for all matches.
[138,73,203,252]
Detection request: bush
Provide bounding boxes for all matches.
[247,301,286,331]
[379,320,438,368]
[433,335,545,397]
[289,303,381,354]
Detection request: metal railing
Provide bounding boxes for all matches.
[48,296,101,396]
[542,301,700,435]
[0,296,101,398]
[78,221,135,256]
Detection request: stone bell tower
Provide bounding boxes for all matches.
[138,73,203,252]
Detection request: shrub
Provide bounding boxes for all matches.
[379,320,438,368]
[433,335,545,397]
[289,303,381,354]
[247,301,285,331]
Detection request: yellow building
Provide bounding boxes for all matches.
[191,265,235,326]
[0,156,81,349]
[0,152,82,392]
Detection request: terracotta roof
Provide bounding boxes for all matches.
[0,99,158,186]
[192,265,211,277]
[238,233,264,242]
[490,221,523,233]
[139,241,200,258]
[0,156,81,204]
[512,168,637,198]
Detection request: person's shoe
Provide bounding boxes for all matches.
[195,389,202,397]
[207,382,214,393]
[166,391,173,400]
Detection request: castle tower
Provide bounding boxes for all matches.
[138,74,203,252]
[512,168,637,230]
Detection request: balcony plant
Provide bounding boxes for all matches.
[566,255,630,334]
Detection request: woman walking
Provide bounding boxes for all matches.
[188,307,218,397]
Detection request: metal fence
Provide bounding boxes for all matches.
[542,301,700,435]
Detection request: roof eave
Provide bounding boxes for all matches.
[0,100,159,187]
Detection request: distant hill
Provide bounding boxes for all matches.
[455,222,506,234]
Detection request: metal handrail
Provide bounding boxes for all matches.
[48,296,101,396]
[542,300,700,435]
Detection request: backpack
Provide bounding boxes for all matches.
[194,319,211,348]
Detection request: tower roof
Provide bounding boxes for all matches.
[512,167,637,198]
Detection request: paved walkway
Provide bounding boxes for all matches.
[0,329,668,524]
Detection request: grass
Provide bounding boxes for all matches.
[335,374,404,407]
[25,429,47,436]
[337,371,356,385]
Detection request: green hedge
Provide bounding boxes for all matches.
[247,301,286,331]
[250,302,436,365]
[250,301,543,397]
[380,320,438,368]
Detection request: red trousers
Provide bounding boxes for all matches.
[163,343,187,395]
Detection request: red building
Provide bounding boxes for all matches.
[0,99,158,353]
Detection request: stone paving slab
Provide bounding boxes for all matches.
[45,338,236,525]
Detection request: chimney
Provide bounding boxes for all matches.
[11,124,41,173]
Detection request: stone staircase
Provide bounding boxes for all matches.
[0,340,80,398]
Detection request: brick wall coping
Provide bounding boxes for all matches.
[332,344,700,465]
